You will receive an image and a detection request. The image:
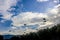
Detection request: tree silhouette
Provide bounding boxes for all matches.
[3,24,60,40]
[10,36,20,40]
[0,35,3,40]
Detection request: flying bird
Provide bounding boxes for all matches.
[43,18,46,22]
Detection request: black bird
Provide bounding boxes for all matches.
[43,18,46,22]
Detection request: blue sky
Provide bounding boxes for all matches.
[22,0,57,12]
[0,0,60,35]
[8,0,58,16]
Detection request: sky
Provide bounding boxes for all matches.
[0,0,60,35]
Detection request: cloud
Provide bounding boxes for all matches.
[11,12,48,27]
[5,4,60,35]
[4,0,17,11]
[47,4,60,25]
[0,0,17,12]
[37,0,49,2]
[11,4,60,27]
[1,13,13,20]
[0,0,60,35]
[53,0,59,3]
[0,0,18,20]
[7,12,52,35]
[0,0,18,35]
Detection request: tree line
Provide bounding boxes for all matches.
[0,24,60,40]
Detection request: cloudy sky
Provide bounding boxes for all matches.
[0,0,60,35]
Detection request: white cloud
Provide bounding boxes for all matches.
[7,12,52,35]
[7,4,60,35]
[0,0,17,12]
[0,0,18,20]
[2,13,13,20]
[47,4,60,24]
[37,0,48,2]
[0,0,60,35]
[4,0,17,11]
[53,0,59,3]
[11,12,48,27]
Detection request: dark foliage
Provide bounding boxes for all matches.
[9,24,60,40]
[0,24,60,40]
[0,35,3,40]
[10,36,20,40]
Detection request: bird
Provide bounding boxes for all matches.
[24,24,27,26]
[43,18,46,22]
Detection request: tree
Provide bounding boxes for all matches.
[0,35,3,40]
